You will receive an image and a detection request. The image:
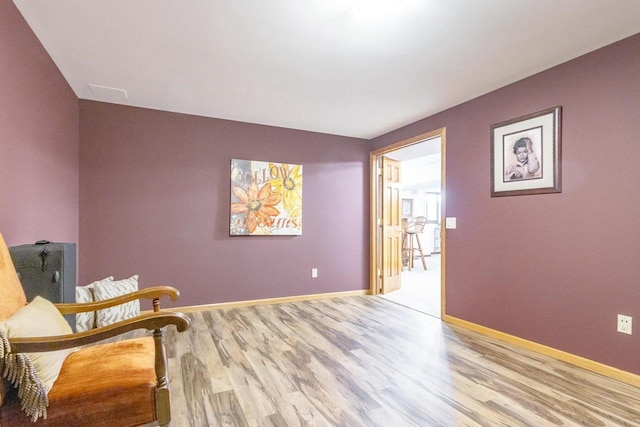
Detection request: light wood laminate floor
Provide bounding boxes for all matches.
[152,296,639,426]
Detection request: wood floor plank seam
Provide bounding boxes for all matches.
[121,296,639,426]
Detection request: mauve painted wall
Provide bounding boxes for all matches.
[79,101,369,307]
[372,34,640,375]
[0,1,79,247]
[6,0,638,377]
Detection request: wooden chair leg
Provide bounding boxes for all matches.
[412,237,416,269]
[408,234,414,270]
[414,234,427,270]
[401,233,408,269]
[154,327,171,426]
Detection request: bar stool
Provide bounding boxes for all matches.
[402,216,427,270]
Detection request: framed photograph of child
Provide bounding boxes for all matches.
[490,106,562,197]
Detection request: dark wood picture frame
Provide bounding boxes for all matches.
[490,106,562,197]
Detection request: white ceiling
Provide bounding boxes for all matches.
[13,0,640,139]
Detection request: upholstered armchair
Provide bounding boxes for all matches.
[0,232,191,426]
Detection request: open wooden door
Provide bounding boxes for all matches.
[381,156,403,294]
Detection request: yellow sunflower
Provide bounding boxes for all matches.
[269,163,302,214]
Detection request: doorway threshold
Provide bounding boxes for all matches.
[379,254,441,318]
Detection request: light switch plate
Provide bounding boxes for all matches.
[445,217,457,229]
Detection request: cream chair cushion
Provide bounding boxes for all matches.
[0,296,73,421]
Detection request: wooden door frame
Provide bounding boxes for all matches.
[370,127,447,315]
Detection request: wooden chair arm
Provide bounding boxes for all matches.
[8,311,191,353]
[55,286,180,314]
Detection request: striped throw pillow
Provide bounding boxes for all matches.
[75,277,113,332]
[93,275,140,327]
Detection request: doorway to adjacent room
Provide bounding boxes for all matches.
[370,128,445,318]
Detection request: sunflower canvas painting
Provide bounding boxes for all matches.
[230,159,303,236]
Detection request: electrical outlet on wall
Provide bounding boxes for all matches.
[617,314,632,335]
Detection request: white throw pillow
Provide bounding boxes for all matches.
[75,277,113,332]
[0,296,73,421]
[93,275,141,328]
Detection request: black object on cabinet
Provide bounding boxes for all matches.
[9,241,77,331]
